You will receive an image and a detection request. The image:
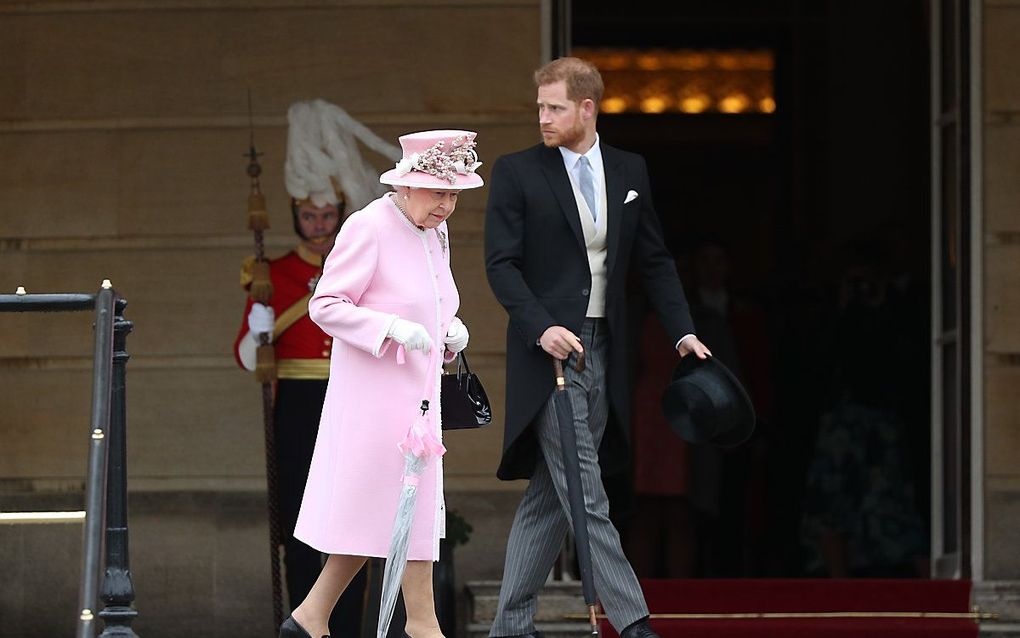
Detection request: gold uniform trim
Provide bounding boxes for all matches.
[276,359,330,380]
[239,255,256,289]
[273,293,313,340]
[297,243,324,267]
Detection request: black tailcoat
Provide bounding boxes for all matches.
[485,141,695,480]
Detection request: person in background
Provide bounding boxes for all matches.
[235,98,400,638]
[801,238,927,577]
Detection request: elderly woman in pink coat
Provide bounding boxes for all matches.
[280,130,484,638]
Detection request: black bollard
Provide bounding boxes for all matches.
[99,301,139,637]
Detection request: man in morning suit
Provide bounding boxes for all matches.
[484,56,712,638]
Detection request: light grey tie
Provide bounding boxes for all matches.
[577,156,597,222]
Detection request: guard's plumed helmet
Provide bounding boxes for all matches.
[284,99,402,235]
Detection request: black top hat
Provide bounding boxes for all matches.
[660,355,755,447]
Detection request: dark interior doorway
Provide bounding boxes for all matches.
[572,0,933,577]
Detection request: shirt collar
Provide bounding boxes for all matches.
[558,133,604,177]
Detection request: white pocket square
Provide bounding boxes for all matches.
[624,190,639,203]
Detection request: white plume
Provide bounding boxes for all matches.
[284,99,402,212]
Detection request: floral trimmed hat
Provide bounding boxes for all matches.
[379,130,484,190]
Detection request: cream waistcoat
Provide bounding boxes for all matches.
[566,167,609,317]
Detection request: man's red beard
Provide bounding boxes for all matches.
[541,118,585,149]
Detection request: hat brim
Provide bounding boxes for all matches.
[379,169,484,190]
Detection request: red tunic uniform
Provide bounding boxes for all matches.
[234,245,331,379]
[234,243,371,620]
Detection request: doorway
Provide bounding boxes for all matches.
[567,0,934,577]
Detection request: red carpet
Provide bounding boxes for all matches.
[597,579,977,637]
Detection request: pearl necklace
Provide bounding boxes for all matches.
[391,192,446,255]
[392,193,424,230]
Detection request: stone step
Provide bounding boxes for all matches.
[467,579,592,624]
[1,489,275,637]
[466,622,593,638]
[979,630,1020,638]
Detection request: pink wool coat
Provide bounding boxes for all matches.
[294,194,459,561]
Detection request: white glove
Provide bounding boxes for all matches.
[238,302,275,371]
[444,317,469,354]
[388,318,434,354]
[247,303,275,342]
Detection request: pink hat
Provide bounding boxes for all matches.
[379,130,484,190]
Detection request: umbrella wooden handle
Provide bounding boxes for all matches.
[553,358,566,390]
[552,351,586,387]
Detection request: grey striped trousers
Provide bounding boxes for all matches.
[489,318,648,637]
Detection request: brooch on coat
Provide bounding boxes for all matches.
[436,229,448,256]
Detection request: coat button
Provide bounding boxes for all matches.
[321,350,330,357]
[323,339,332,346]
[582,288,590,296]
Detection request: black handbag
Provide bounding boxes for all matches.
[441,352,491,430]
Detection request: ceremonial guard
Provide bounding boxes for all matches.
[235,99,402,637]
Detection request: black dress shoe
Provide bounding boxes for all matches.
[620,618,659,638]
[279,615,330,638]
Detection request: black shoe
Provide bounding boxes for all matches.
[280,615,330,638]
[620,619,658,638]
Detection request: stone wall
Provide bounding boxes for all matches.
[983,0,1020,583]
[0,1,542,635]
[976,1,1020,635]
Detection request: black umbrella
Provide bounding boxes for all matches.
[552,353,599,637]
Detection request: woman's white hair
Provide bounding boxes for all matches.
[284,99,402,212]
